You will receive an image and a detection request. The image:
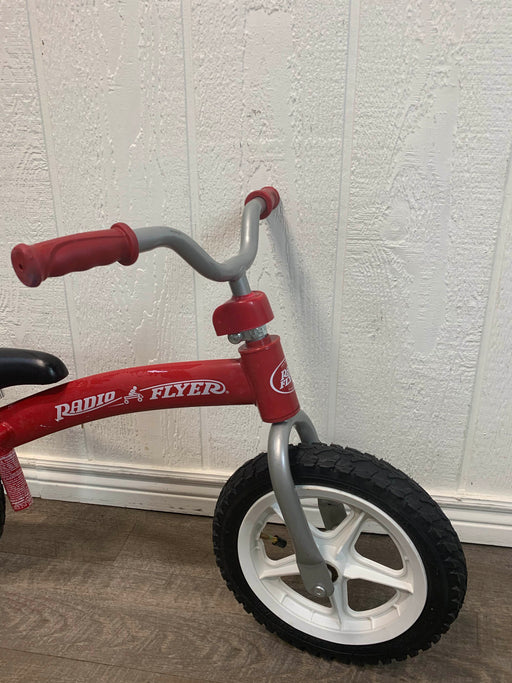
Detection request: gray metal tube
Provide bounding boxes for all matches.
[267,411,334,597]
[134,198,265,282]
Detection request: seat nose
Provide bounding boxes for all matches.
[0,349,68,390]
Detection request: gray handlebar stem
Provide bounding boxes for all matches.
[134,197,266,285]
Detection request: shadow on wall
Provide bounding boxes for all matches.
[266,201,333,394]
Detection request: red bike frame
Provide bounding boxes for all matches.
[0,306,299,453]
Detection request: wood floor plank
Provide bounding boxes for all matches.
[113,509,219,578]
[0,499,511,682]
[0,647,206,683]
[2,498,137,563]
[0,551,238,615]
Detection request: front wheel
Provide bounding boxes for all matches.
[213,444,467,664]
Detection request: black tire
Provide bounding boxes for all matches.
[213,443,467,664]
[0,480,5,540]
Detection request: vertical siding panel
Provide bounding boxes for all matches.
[29,1,202,469]
[334,1,512,492]
[460,150,512,496]
[180,0,207,469]
[327,0,360,443]
[0,0,84,459]
[189,0,350,471]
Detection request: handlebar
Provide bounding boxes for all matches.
[11,187,280,290]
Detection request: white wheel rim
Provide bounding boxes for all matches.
[237,485,428,646]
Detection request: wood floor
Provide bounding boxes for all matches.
[0,498,510,682]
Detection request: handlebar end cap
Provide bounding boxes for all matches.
[245,186,280,219]
[11,243,44,287]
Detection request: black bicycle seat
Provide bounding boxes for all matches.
[0,348,68,390]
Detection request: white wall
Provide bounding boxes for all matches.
[2,1,512,543]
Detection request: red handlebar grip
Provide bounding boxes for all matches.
[244,186,280,219]
[11,223,139,287]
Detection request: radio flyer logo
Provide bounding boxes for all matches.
[147,380,226,400]
[55,391,117,421]
[270,359,295,394]
[54,380,227,422]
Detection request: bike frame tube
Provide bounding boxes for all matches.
[268,412,334,597]
[0,359,254,450]
[0,330,302,449]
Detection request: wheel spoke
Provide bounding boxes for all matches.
[344,555,413,594]
[329,579,349,624]
[329,509,367,552]
[258,553,300,580]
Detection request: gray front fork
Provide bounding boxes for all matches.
[267,410,335,598]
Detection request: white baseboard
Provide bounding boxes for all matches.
[16,454,512,547]
[18,454,225,517]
